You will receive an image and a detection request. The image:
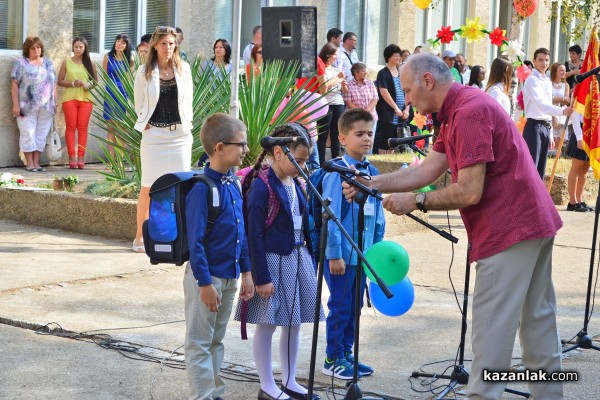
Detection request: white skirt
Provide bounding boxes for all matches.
[140,124,192,187]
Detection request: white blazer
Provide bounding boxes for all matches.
[134,62,193,132]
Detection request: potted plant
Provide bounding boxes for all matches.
[53,174,79,192]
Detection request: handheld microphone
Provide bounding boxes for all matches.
[573,65,600,85]
[260,136,303,148]
[322,159,370,177]
[388,134,433,148]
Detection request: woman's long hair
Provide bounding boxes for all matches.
[468,65,484,88]
[108,33,133,65]
[73,36,97,82]
[485,57,512,95]
[143,27,182,81]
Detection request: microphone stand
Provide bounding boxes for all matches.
[561,71,600,355]
[276,145,393,400]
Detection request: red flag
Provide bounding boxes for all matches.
[574,27,600,178]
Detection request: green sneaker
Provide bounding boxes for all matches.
[322,357,363,380]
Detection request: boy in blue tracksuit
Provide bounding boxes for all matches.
[184,113,255,400]
[321,108,386,380]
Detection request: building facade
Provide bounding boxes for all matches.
[0,0,589,166]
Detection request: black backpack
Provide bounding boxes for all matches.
[142,171,239,266]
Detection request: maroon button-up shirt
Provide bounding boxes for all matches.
[432,83,562,261]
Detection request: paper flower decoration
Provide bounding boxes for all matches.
[516,115,527,133]
[516,64,532,82]
[460,17,486,43]
[411,111,428,130]
[488,27,508,47]
[436,26,455,44]
[503,40,525,63]
[422,42,440,55]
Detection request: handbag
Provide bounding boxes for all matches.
[45,117,63,162]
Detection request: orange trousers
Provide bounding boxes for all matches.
[62,100,93,158]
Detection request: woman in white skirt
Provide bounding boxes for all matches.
[132,26,193,252]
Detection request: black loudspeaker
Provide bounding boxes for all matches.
[261,6,317,78]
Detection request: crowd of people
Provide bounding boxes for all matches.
[8,24,596,400]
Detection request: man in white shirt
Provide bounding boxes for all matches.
[327,28,343,69]
[455,53,471,85]
[522,47,573,179]
[243,25,261,65]
[339,32,359,81]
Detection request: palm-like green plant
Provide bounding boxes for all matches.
[239,60,327,166]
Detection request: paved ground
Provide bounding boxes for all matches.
[1,187,600,399]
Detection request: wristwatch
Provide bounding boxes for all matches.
[415,192,427,213]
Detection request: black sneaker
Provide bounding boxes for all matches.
[567,203,578,211]
[580,202,594,212]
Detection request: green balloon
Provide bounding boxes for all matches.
[363,241,410,286]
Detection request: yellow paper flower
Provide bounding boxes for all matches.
[460,17,486,43]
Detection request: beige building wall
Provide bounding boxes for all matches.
[465,0,492,69]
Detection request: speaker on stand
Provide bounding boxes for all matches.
[261,6,317,78]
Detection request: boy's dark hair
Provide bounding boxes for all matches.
[175,27,183,34]
[343,32,357,43]
[200,113,247,156]
[533,47,551,60]
[327,28,343,42]
[568,44,582,55]
[523,60,533,69]
[383,44,402,63]
[338,108,374,135]
[140,33,152,44]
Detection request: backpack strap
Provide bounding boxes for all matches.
[256,166,281,230]
[192,174,220,237]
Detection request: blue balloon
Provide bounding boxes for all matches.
[369,277,415,317]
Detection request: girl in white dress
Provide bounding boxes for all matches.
[485,57,513,115]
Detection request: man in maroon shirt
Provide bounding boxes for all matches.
[343,53,564,400]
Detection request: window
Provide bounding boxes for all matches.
[73,0,175,53]
[327,0,340,32]
[146,0,176,35]
[105,0,137,48]
[215,0,234,41]
[0,0,25,50]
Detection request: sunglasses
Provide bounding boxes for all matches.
[154,26,177,34]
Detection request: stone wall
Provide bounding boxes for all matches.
[0,189,136,240]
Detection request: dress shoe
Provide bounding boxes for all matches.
[280,385,321,400]
[258,388,284,400]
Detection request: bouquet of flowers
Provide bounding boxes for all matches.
[0,173,25,188]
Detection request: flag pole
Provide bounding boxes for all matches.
[546,96,574,193]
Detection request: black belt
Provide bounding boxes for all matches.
[527,118,552,128]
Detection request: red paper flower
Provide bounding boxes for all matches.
[16,178,24,184]
[436,26,454,44]
[516,64,531,83]
[488,27,508,47]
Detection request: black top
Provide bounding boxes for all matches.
[375,66,402,123]
[565,60,578,90]
[149,78,181,127]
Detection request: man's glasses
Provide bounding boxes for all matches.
[222,141,248,148]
